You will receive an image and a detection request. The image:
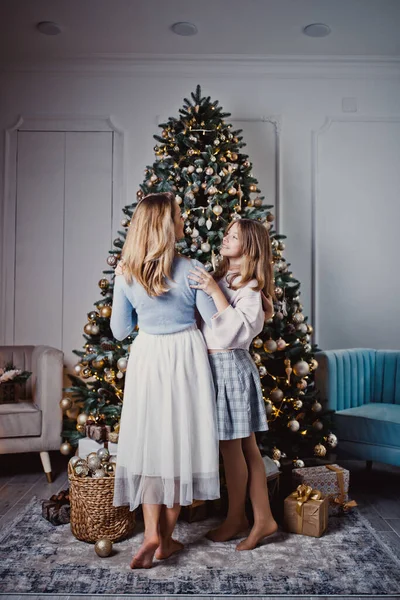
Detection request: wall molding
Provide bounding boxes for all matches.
[0,115,125,344]
[311,115,400,346]
[1,54,400,79]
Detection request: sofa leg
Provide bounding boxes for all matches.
[366,460,373,471]
[40,451,53,483]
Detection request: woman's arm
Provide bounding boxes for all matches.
[110,275,138,341]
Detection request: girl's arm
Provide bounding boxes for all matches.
[110,275,138,341]
[188,265,265,349]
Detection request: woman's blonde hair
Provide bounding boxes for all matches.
[121,192,177,297]
[214,219,275,299]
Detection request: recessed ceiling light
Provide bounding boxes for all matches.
[303,23,331,38]
[36,21,62,36]
[171,22,198,36]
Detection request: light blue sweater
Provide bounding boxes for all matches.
[110,256,217,340]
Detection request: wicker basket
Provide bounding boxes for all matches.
[68,462,136,543]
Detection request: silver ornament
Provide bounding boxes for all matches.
[117,357,128,372]
[326,433,338,448]
[87,455,102,472]
[293,459,305,468]
[312,402,322,413]
[73,459,89,477]
[97,447,110,461]
[69,456,81,468]
[288,419,300,432]
[93,468,107,478]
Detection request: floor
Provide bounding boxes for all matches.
[0,452,399,600]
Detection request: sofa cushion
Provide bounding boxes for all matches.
[0,402,42,438]
[335,402,400,447]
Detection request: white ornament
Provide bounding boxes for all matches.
[187,166,195,173]
[312,402,322,413]
[191,228,199,238]
[206,218,212,230]
[212,205,223,216]
[198,217,206,226]
[293,459,305,468]
[288,419,300,432]
[326,433,338,448]
[117,357,128,372]
[176,195,182,205]
[116,371,124,379]
[201,242,211,253]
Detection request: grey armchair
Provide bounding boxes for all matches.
[0,345,64,481]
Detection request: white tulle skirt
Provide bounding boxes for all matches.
[113,325,220,510]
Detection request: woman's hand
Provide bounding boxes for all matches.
[188,266,220,297]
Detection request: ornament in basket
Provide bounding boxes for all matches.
[68,449,135,543]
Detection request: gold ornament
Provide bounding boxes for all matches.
[228,187,237,195]
[314,443,327,457]
[60,397,72,412]
[98,279,109,290]
[249,184,257,192]
[92,358,105,370]
[136,189,144,199]
[264,339,277,353]
[293,361,310,377]
[267,213,274,222]
[95,538,113,558]
[270,388,284,402]
[307,325,314,334]
[231,152,238,161]
[276,338,287,351]
[312,402,322,412]
[77,412,89,426]
[76,424,86,434]
[113,423,120,434]
[293,399,303,410]
[274,286,283,299]
[310,358,319,370]
[212,205,223,216]
[90,324,100,336]
[104,370,116,383]
[297,379,308,390]
[253,337,263,349]
[254,197,263,207]
[81,367,92,379]
[100,306,112,319]
[292,312,305,324]
[252,353,261,365]
[60,441,73,456]
[84,323,93,335]
[272,447,282,461]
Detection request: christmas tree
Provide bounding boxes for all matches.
[60,85,337,464]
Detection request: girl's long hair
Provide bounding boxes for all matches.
[214,219,275,299]
[121,192,177,297]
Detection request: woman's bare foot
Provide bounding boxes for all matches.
[236,520,278,551]
[206,517,249,542]
[130,534,159,569]
[155,537,184,560]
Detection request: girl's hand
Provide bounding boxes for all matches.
[115,260,125,276]
[188,266,220,297]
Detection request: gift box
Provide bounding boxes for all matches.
[78,436,118,459]
[292,464,356,515]
[42,489,70,526]
[284,484,328,537]
[85,421,112,442]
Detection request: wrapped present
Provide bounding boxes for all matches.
[180,498,222,523]
[85,420,112,442]
[42,489,70,526]
[284,484,328,537]
[292,464,357,515]
[78,436,118,459]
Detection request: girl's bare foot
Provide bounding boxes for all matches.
[155,537,184,560]
[206,517,249,542]
[130,534,159,569]
[236,520,278,551]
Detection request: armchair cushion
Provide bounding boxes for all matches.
[0,402,42,438]
[335,403,400,447]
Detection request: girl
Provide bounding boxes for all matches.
[188,219,278,551]
[111,192,219,569]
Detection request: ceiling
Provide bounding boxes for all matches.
[0,0,399,65]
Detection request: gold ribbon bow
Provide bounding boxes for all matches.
[291,484,322,515]
[326,465,357,511]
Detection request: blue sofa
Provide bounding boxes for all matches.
[315,349,400,468]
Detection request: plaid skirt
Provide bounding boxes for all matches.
[208,349,268,441]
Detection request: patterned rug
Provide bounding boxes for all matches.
[0,497,400,596]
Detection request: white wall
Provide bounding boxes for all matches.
[1,58,399,356]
